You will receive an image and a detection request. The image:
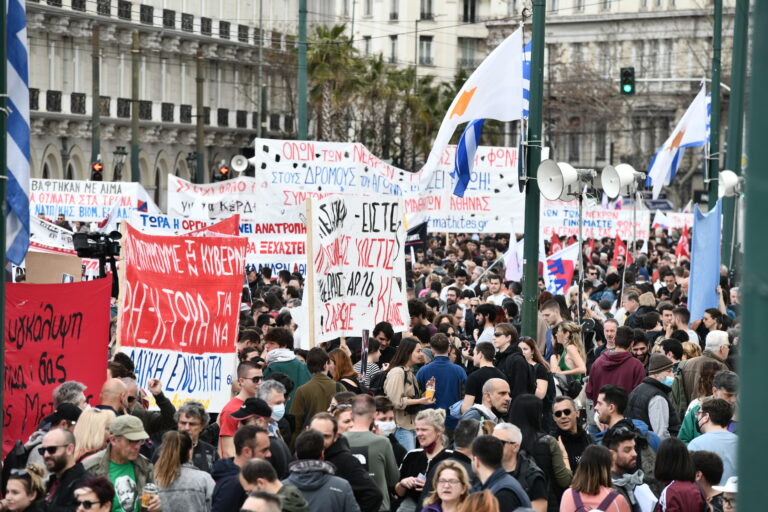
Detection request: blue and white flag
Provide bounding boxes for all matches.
[522,40,532,119]
[688,200,722,324]
[646,86,709,199]
[451,119,485,197]
[6,0,31,265]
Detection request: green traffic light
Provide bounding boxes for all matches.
[622,84,634,94]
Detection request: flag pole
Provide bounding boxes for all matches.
[0,0,9,455]
[520,0,546,339]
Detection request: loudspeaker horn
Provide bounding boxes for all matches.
[718,170,741,198]
[538,160,580,201]
[601,163,640,199]
[231,154,249,173]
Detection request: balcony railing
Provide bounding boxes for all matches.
[118,0,131,20]
[180,104,192,123]
[219,21,230,40]
[117,98,131,118]
[100,96,111,116]
[217,108,229,127]
[161,102,174,122]
[201,17,212,36]
[163,9,175,29]
[140,4,153,25]
[71,93,86,114]
[236,110,247,128]
[181,13,194,32]
[46,90,62,112]
[30,88,39,111]
[238,25,249,43]
[97,0,111,16]
[139,100,152,120]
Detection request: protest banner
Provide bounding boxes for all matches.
[29,216,74,252]
[3,279,111,457]
[405,145,526,233]
[652,210,693,231]
[118,224,248,410]
[30,178,159,222]
[131,211,307,276]
[306,195,410,345]
[541,199,651,241]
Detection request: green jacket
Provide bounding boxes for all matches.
[278,482,309,512]
[264,358,311,411]
[678,403,702,444]
[82,444,154,495]
[289,374,343,444]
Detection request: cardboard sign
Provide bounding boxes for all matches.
[119,224,248,410]
[541,199,651,241]
[30,178,159,222]
[3,279,111,457]
[25,251,84,284]
[308,195,409,343]
[407,145,526,233]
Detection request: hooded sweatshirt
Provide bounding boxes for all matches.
[283,460,361,512]
[585,350,646,402]
[277,482,309,512]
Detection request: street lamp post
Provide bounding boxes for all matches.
[113,146,128,181]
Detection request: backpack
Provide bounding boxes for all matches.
[669,361,689,420]
[368,369,390,396]
[572,489,618,512]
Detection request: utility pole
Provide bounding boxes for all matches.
[739,1,767,508]
[521,0,546,338]
[91,24,101,166]
[256,0,263,139]
[707,0,722,210]
[196,49,205,183]
[721,0,748,267]
[130,31,140,182]
[297,0,308,139]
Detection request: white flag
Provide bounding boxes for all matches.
[647,86,709,199]
[505,235,523,282]
[419,28,523,188]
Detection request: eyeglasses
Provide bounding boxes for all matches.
[38,445,67,456]
[244,376,263,383]
[77,500,104,510]
[554,409,573,418]
[438,478,462,486]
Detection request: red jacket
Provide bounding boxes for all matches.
[655,481,706,512]
[585,350,646,402]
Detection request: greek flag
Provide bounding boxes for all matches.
[451,119,485,197]
[6,0,31,265]
[522,41,532,118]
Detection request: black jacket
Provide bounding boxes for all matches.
[47,462,88,512]
[626,377,681,436]
[495,344,536,403]
[211,458,246,512]
[555,428,593,470]
[324,436,383,512]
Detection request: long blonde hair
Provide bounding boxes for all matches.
[73,407,116,461]
[424,460,471,506]
[555,321,587,362]
[154,431,192,488]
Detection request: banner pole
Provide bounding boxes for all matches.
[0,0,8,456]
[305,199,316,348]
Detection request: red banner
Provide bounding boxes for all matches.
[120,223,248,353]
[4,279,111,457]
[118,224,248,410]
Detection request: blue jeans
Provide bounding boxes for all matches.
[395,427,416,452]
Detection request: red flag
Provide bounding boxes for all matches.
[566,235,575,247]
[676,225,690,259]
[550,233,563,255]
[586,238,595,260]
[611,235,633,267]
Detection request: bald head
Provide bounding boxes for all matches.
[41,428,76,475]
[482,378,511,415]
[100,378,127,412]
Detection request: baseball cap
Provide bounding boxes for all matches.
[231,398,272,421]
[43,403,82,426]
[109,415,149,441]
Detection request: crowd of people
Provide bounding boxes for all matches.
[1,230,741,512]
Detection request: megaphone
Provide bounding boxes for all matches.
[718,170,741,198]
[538,160,581,201]
[231,154,249,173]
[601,163,643,199]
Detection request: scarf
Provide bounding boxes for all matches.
[266,348,296,365]
[612,469,645,505]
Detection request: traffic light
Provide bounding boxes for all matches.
[90,161,104,181]
[213,164,230,182]
[620,67,635,95]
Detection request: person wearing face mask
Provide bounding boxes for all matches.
[374,396,407,466]
[625,354,681,439]
[345,395,400,512]
[687,398,738,485]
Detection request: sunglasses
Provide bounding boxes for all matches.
[38,445,67,456]
[77,500,104,510]
[553,409,573,418]
[493,332,507,336]
[244,376,263,383]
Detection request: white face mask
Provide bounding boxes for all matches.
[375,420,397,437]
[271,404,286,422]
